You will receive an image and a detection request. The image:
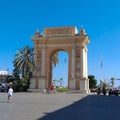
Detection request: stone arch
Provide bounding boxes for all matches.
[29,26,90,93]
[48,48,70,88]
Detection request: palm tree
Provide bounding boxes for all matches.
[13,46,34,77]
[52,52,59,66]
[59,78,63,87]
[52,79,57,86]
[110,77,115,87]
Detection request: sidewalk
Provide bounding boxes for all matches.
[0,92,88,120]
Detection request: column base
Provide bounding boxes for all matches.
[29,78,35,89]
[69,78,76,90]
[27,88,43,92]
[29,77,46,89]
[80,78,90,93]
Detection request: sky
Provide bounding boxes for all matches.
[1,0,120,86]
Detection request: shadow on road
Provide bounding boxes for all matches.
[38,95,120,120]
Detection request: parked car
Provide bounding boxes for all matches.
[0,83,8,92]
[109,88,120,96]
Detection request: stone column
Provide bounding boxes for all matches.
[41,45,46,76]
[71,47,75,78]
[80,46,84,78]
[85,47,88,78]
[80,45,90,93]
[39,44,46,89]
[84,47,90,92]
[80,45,87,78]
[69,45,76,90]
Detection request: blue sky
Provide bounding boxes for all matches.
[1,0,120,86]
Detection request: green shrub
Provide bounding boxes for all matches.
[55,87,68,92]
[14,77,30,92]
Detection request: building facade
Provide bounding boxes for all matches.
[0,70,9,83]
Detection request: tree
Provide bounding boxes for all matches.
[53,79,57,86]
[13,46,34,91]
[100,79,108,89]
[52,52,59,66]
[110,77,115,87]
[13,46,34,78]
[88,75,97,89]
[59,78,63,87]
[6,75,15,83]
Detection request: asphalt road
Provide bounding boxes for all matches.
[0,92,120,120]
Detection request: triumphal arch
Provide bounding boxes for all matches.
[29,26,90,93]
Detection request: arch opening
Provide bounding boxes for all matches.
[51,51,69,89]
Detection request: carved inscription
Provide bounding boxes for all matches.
[44,27,77,35]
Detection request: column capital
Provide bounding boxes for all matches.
[80,45,88,51]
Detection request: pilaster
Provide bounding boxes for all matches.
[80,45,88,78]
[41,44,46,76]
[71,44,76,78]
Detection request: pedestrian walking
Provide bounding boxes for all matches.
[7,85,13,103]
[49,83,55,94]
